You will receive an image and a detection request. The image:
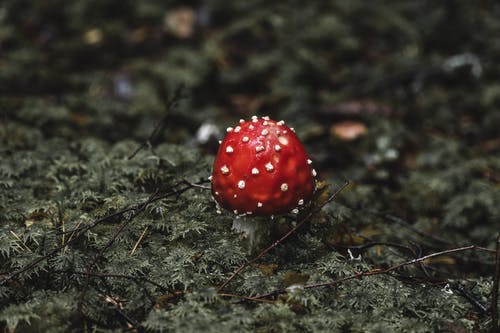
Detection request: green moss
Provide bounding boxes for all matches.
[1,0,499,331]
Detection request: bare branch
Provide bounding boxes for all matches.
[491,234,500,331]
[246,244,494,302]
[68,270,169,293]
[218,292,275,304]
[128,84,185,160]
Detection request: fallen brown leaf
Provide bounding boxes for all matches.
[330,121,367,141]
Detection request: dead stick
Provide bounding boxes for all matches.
[68,270,169,292]
[218,181,349,292]
[306,245,477,289]
[250,245,481,300]
[218,293,275,304]
[130,226,149,256]
[491,234,500,332]
[128,85,184,160]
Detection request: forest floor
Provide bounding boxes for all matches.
[1,1,499,332]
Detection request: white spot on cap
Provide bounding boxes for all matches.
[263,121,269,126]
[281,183,288,192]
[307,159,312,165]
[215,191,219,195]
[221,165,229,174]
[277,120,285,126]
[274,145,281,152]
[208,176,213,181]
[227,127,233,132]
[226,146,234,153]
[251,167,259,175]
[312,169,317,177]
[242,136,249,142]
[290,128,295,132]
[234,126,241,133]
[256,146,265,152]
[218,140,222,144]
[261,129,269,136]
[239,119,245,123]
[262,116,270,120]
[265,163,274,171]
[252,116,258,123]
[233,194,237,198]
[292,208,299,214]
[238,180,246,189]
[278,136,288,145]
[298,199,304,205]
[249,125,255,130]
[257,202,263,207]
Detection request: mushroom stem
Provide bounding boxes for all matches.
[232,216,271,254]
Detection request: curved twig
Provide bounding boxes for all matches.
[218,181,350,292]
[248,244,492,301]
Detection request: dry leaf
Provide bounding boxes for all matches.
[25,210,52,228]
[330,121,367,141]
[83,28,103,45]
[154,291,185,309]
[283,271,309,287]
[165,7,196,39]
[130,27,148,44]
[423,256,456,265]
[257,263,279,276]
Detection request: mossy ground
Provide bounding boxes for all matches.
[1,1,499,332]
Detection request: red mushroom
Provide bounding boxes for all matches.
[210,116,316,217]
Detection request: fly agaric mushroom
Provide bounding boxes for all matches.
[210,116,316,217]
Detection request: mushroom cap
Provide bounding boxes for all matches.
[211,117,316,216]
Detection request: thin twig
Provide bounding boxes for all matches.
[491,234,500,331]
[59,184,182,236]
[183,178,211,190]
[130,226,149,256]
[59,206,144,236]
[218,292,276,304]
[78,182,204,310]
[58,201,65,254]
[95,197,151,260]
[104,294,144,332]
[329,240,431,278]
[79,189,159,310]
[328,240,418,255]
[0,183,194,286]
[9,231,32,252]
[65,220,83,246]
[128,84,185,160]
[69,270,169,293]
[370,211,452,245]
[218,181,350,292]
[340,204,497,256]
[249,245,486,301]
[451,283,489,315]
[308,245,477,289]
